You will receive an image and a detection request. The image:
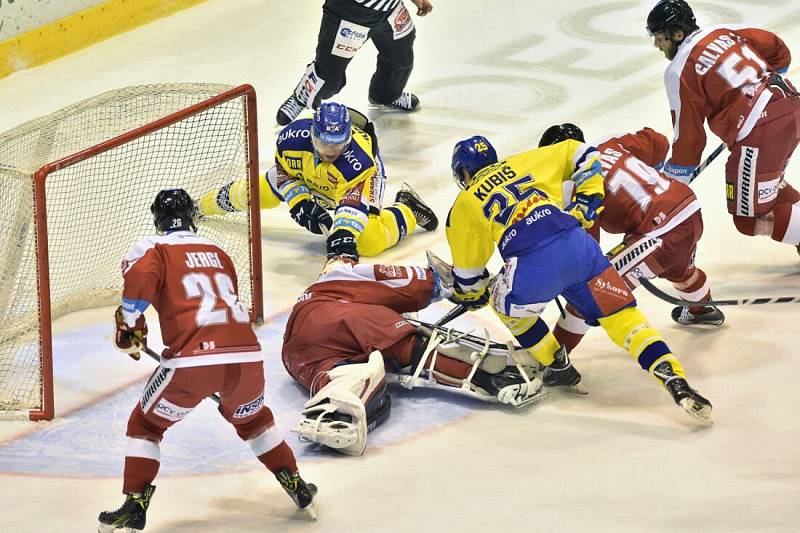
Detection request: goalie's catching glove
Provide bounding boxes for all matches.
[290,198,332,235]
[566,193,604,229]
[114,306,148,361]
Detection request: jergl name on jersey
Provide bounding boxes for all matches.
[185,251,224,269]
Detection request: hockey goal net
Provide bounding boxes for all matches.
[0,83,263,421]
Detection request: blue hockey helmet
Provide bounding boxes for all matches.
[312,102,352,145]
[451,135,498,188]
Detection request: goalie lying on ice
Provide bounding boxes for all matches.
[281,252,545,456]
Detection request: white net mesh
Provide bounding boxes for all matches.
[0,83,258,419]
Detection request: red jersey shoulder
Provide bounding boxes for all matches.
[121,232,231,276]
[602,128,669,168]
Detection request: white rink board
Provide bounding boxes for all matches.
[1,1,799,532]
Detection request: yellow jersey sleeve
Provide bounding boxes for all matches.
[564,139,604,199]
[445,190,495,283]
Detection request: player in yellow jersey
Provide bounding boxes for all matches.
[198,102,437,261]
[445,135,712,423]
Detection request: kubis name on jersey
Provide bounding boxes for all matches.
[472,164,518,201]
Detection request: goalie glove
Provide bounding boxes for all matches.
[290,198,333,235]
[565,193,604,229]
[450,269,492,311]
[114,306,148,361]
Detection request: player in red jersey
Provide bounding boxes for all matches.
[647,0,800,257]
[98,189,316,532]
[282,252,544,456]
[536,124,724,355]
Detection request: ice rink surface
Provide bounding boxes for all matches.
[1,1,799,531]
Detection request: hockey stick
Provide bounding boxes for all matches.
[434,304,468,327]
[689,142,725,183]
[142,346,221,404]
[639,277,800,306]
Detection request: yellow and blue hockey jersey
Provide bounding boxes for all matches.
[273,118,386,239]
[445,140,603,284]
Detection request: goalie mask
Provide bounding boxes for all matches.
[151,188,198,234]
[451,135,498,189]
[538,123,585,147]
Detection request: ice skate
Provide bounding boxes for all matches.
[671,305,725,326]
[97,485,155,533]
[276,93,306,126]
[652,360,713,424]
[395,183,438,231]
[542,347,587,394]
[368,91,420,112]
[473,367,548,408]
[275,468,318,521]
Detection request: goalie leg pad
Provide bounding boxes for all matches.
[399,327,547,408]
[293,351,387,456]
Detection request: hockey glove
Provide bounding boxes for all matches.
[326,229,360,262]
[566,193,604,230]
[290,199,333,235]
[114,306,147,361]
[450,270,492,311]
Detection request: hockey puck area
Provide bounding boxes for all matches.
[0,309,491,477]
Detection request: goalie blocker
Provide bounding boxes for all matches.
[283,253,545,456]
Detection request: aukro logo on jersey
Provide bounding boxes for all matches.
[277,128,310,144]
[233,392,264,418]
[342,149,363,171]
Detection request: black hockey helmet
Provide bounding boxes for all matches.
[646,0,698,37]
[538,123,585,147]
[150,188,197,233]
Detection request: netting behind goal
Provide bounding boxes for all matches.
[0,83,262,420]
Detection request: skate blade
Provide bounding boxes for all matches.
[543,382,589,395]
[513,389,550,408]
[97,524,142,533]
[680,398,713,425]
[301,502,318,521]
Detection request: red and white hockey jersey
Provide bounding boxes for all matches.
[664,25,791,167]
[120,230,260,368]
[596,128,699,237]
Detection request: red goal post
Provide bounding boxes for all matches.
[0,83,263,421]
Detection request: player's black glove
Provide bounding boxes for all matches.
[326,229,359,262]
[289,199,332,235]
[114,306,148,361]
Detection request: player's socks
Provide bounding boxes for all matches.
[98,485,155,533]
